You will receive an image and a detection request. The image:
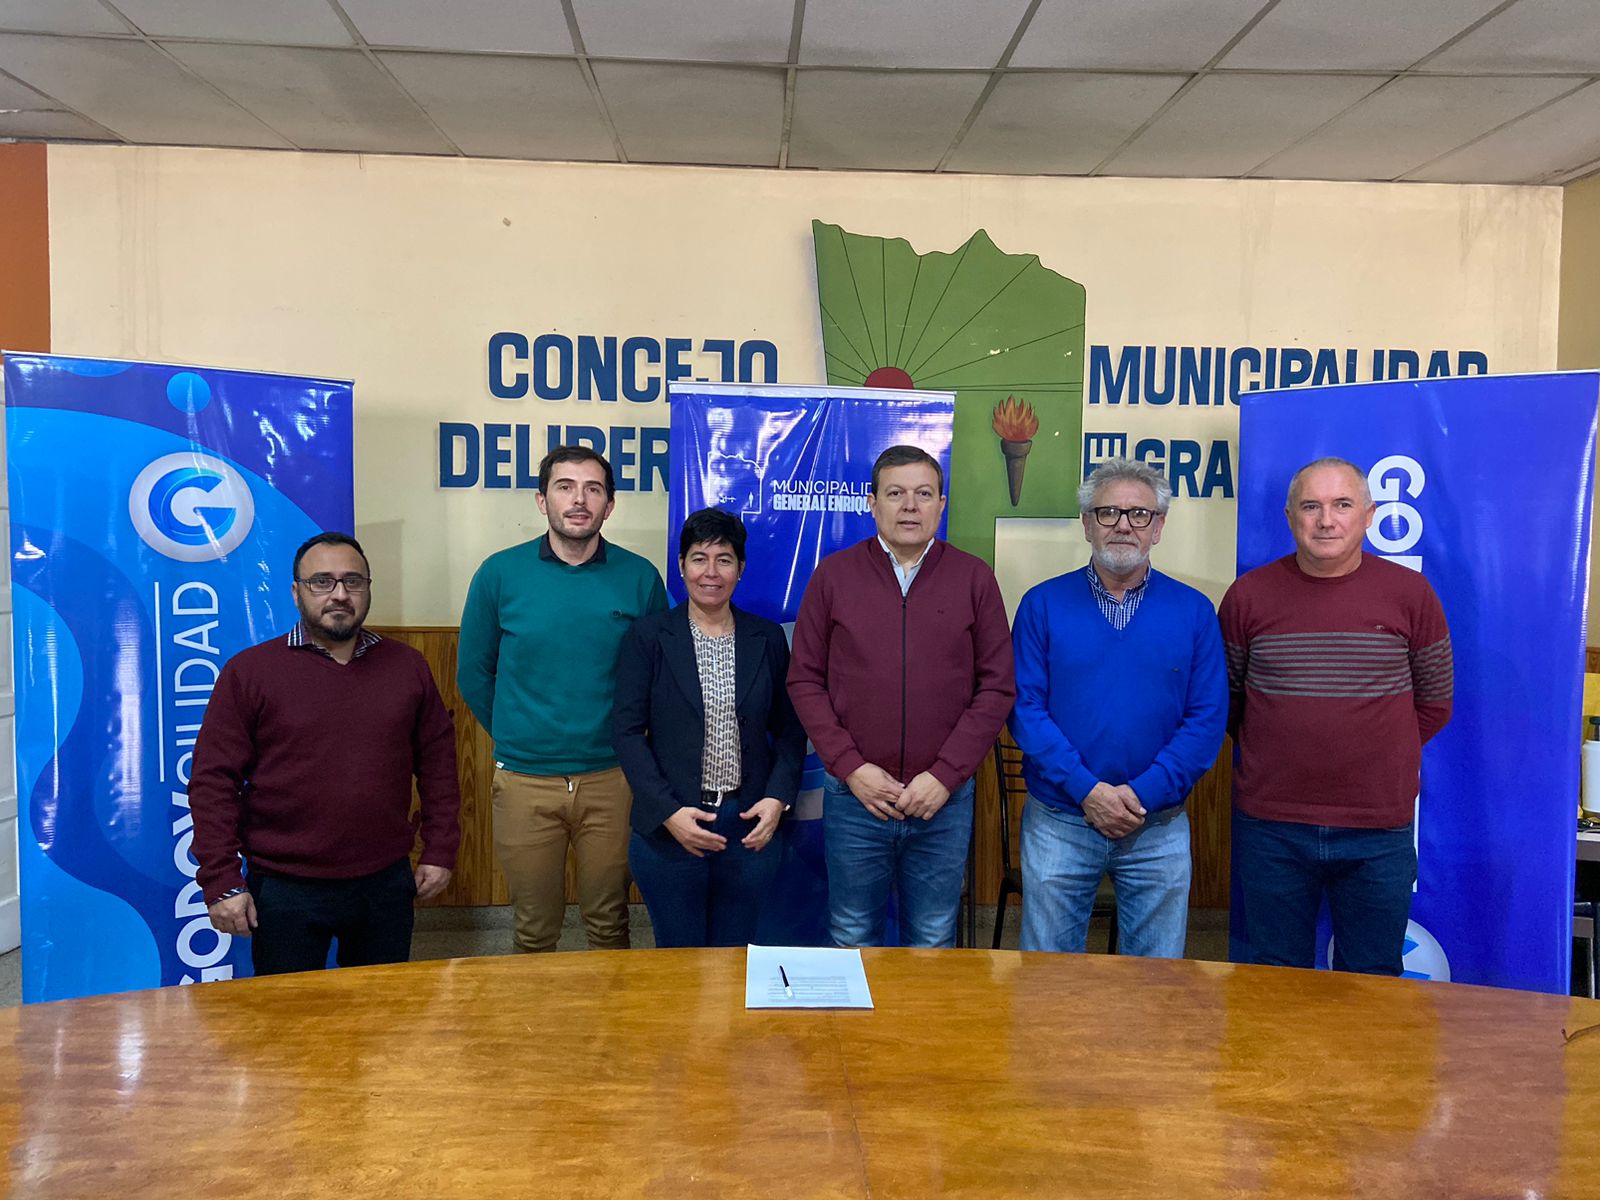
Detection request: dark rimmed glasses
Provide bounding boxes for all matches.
[1089,506,1159,529]
[297,573,371,595]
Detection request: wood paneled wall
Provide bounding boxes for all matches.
[381,625,1236,909]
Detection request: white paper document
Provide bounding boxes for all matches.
[744,944,874,1009]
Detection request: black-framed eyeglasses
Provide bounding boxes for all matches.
[1090,506,1159,529]
[297,573,371,595]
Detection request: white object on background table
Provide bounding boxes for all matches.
[745,944,874,1009]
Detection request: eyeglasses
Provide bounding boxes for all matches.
[297,573,371,595]
[1090,506,1159,529]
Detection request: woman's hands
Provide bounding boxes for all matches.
[740,797,785,851]
[664,807,727,858]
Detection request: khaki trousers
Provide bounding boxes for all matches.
[491,766,632,952]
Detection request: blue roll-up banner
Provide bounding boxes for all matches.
[4,353,354,1002]
[669,382,956,944]
[1235,371,1599,993]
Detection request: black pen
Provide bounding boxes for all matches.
[779,965,794,998]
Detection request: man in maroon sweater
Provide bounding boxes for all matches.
[190,533,461,975]
[1219,458,1452,976]
[788,445,1015,947]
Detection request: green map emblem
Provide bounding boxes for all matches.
[812,220,1087,564]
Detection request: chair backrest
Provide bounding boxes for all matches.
[991,736,1028,873]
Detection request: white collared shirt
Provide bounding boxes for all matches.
[878,535,934,597]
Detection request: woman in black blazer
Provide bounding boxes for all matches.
[613,508,805,947]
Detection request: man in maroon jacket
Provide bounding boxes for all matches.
[789,445,1015,947]
[190,532,461,975]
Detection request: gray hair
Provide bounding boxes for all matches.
[1286,456,1371,510]
[1077,457,1172,515]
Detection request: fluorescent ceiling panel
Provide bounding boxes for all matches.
[164,43,453,154]
[1221,0,1504,70]
[0,34,290,146]
[947,72,1185,175]
[1108,73,1388,177]
[343,0,576,55]
[1425,0,1600,72]
[380,51,613,160]
[0,0,127,36]
[800,0,1033,68]
[112,0,354,45]
[574,0,793,63]
[1408,80,1600,182]
[789,69,988,170]
[592,61,783,166]
[1258,74,1577,180]
[1011,0,1268,70]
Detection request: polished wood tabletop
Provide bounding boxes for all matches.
[3,949,1599,1198]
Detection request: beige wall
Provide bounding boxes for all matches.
[46,146,1562,624]
[1558,174,1600,643]
[1560,175,1600,372]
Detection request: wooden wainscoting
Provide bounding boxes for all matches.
[379,625,1234,908]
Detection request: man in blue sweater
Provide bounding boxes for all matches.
[1009,458,1226,957]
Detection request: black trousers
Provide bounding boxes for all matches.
[246,858,417,976]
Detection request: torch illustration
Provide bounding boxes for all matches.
[991,395,1040,507]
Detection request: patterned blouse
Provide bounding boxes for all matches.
[691,622,741,794]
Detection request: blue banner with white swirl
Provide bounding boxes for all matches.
[1234,372,1599,993]
[4,353,352,1001]
[669,382,955,945]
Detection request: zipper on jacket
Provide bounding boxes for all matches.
[898,591,908,781]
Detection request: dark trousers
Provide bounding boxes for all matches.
[1233,811,1417,976]
[628,805,783,948]
[246,858,417,976]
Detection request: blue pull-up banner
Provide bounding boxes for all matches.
[669,383,955,944]
[1235,372,1599,993]
[4,353,353,1002]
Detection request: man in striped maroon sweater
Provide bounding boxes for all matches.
[1219,458,1452,976]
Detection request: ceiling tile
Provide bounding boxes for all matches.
[573,0,792,63]
[1408,80,1600,182]
[112,0,354,46]
[0,70,52,108]
[1108,73,1387,177]
[946,72,1184,175]
[800,0,1032,68]
[1256,74,1577,180]
[344,0,574,55]
[1425,0,1600,72]
[164,42,452,154]
[379,51,613,160]
[1220,0,1503,71]
[0,34,291,146]
[0,108,117,139]
[1011,0,1268,71]
[592,61,783,166]
[789,69,988,170]
[0,0,128,36]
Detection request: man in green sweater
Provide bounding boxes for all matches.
[459,447,668,952]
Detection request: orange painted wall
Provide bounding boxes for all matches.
[0,142,49,353]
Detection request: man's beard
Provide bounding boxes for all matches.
[1092,543,1148,575]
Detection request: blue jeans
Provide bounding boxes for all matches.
[1233,810,1416,976]
[823,774,974,948]
[1019,799,1191,958]
[628,805,783,948]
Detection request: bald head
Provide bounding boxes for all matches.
[1286,457,1370,512]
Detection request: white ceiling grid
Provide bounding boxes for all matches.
[0,0,1594,184]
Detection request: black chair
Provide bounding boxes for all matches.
[991,737,1118,952]
[1576,899,1599,998]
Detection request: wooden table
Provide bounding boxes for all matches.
[4,949,1600,1198]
